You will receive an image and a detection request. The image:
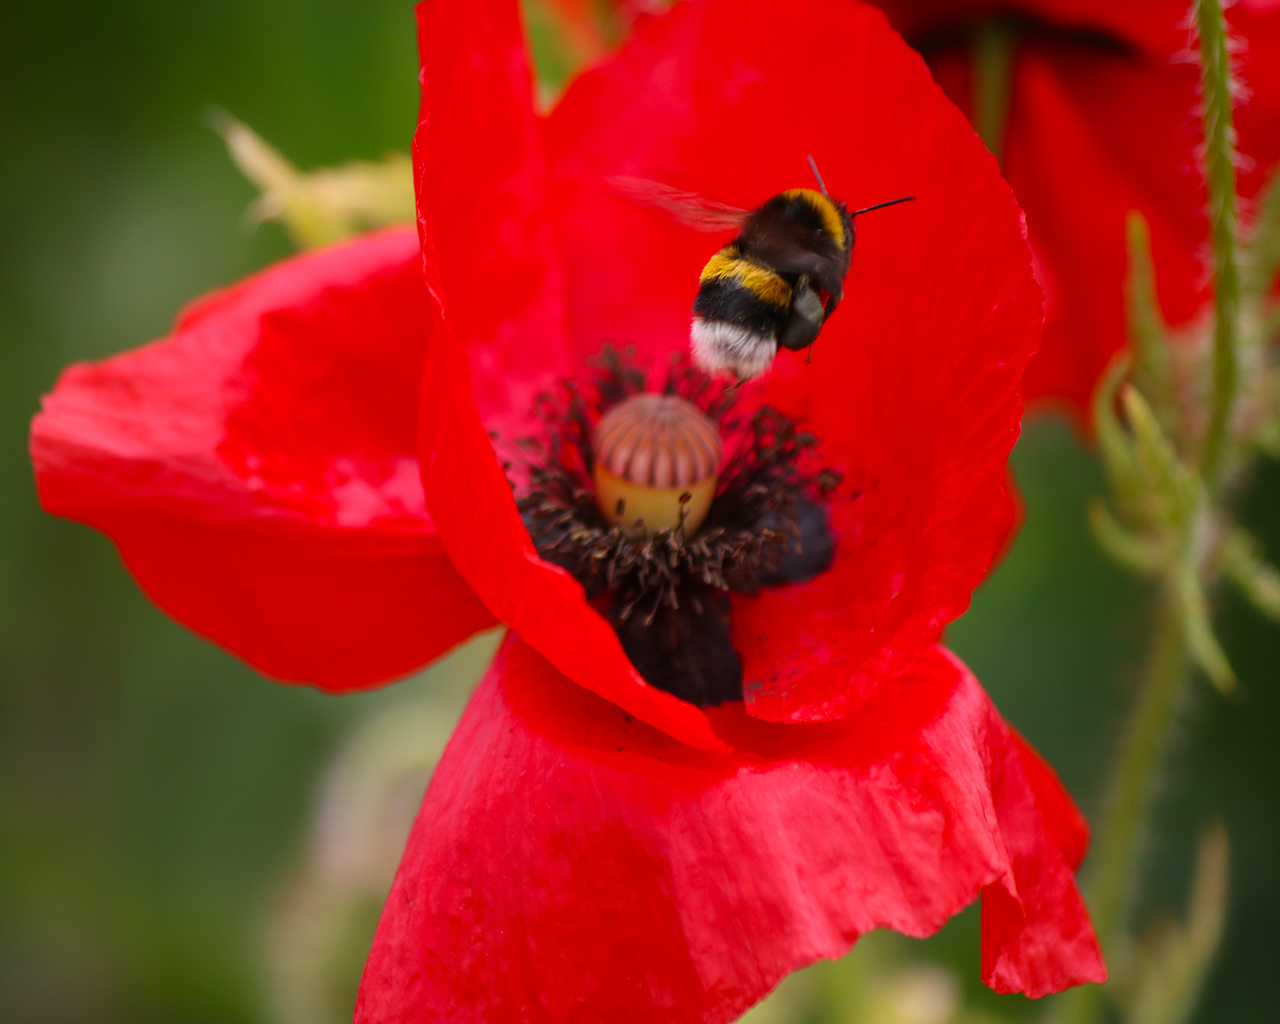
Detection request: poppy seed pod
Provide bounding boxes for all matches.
[592,393,723,535]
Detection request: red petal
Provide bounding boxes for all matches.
[421,0,1040,728]
[548,0,1038,721]
[31,227,495,690]
[356,637,1104,1022]
[413,0,573,442]
[412,0,727,751]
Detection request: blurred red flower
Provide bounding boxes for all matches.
[31,0,1105,1018]
[872,0,1280,417]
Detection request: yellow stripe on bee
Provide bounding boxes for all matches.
[699,246,793,307]
[781,188,848,250]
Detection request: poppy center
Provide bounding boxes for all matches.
[516,352,836,707]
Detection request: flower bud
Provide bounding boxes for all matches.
[593,394,722,536]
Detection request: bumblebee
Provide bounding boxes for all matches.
[613,163,912,379]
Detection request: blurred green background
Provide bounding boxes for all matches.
[2,3,1277,1023]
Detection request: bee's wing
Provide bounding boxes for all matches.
[608,176,749,233]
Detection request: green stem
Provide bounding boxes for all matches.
[1054,584,1189,1024]
[1196,0,1242,490]
[1088,587,1187,948]
[972,19,1014,164]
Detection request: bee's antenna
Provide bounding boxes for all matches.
[806,154,829,196]
[851,196,915,216]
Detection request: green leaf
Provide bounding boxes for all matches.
[1093,354,1140,504]
[1120,384,1199,529]
[1220,528,1280,622]
[1088,497,1167,575]
[1178,565,1236,694]
[1126,211,1175,427]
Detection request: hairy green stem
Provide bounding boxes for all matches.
[1088,587,1188,950]
[1054,585,1189,1024]
[1055,12,1244,1023]
[1195,0,1242,489]
[972,19,1014,164]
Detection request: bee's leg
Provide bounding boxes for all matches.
[758,496,835,584]
[777,276,825,351]
[814,265,844,320]
[778,314,822,351]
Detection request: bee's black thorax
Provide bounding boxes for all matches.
[737,190,854,305]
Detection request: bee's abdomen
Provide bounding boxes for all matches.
[693,248,791,332]
[691,247,791,379]
[697,247,791,306]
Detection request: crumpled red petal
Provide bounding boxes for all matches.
[416,0,1041,731]
[354,636,1105,1023]
[31,227,495,690]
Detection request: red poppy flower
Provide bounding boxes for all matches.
[31,0,1105,1017]
[869,0,1280,417]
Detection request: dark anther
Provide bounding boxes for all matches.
[518,510,603,594]
[758,496,835,585]
[610,582,742,706]
[616,497,626,516]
